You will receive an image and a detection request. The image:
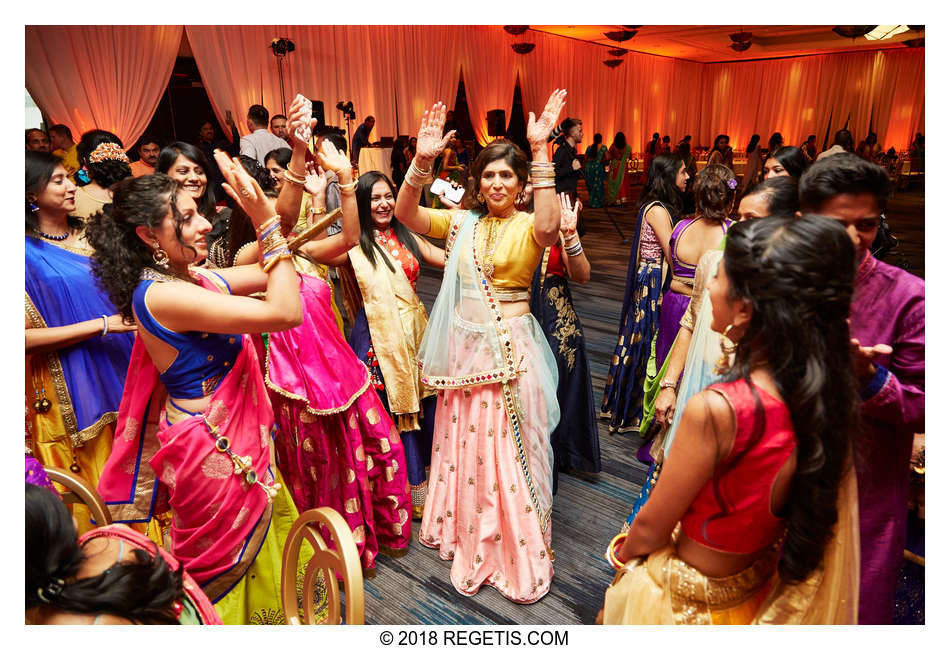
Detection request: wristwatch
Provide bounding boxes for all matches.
[659,379,678,390]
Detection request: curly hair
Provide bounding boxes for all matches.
[86,174,188,320]
[25,484,184,624]
[25,151,84,232]
[76,129,131,188]
[717,215,858,583]
[460,139,529,213]
[638,153,684,220]
[693,163,736,221]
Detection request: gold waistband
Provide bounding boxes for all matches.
[461,287,530,302]
[672,274,695,287]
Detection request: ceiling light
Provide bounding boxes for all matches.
[864,25,910,40]
[832,25,876,39]
[730,41,752,52]
[503,25,529,36]
[604,30,636,42]
[603,59,623,68]
[608,48,628,56]
[730,31,753,43]
[511,43,535,54]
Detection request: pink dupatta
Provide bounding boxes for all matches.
[98,272,278,601]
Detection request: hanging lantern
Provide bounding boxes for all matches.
[511,43,535,54]
[603,59,623,68]
[503,25,530,36]
[729,31,753,43]
[831,26,876,39]
[730,41,752,52]
[604,30,637,42]
[608,48,628,57]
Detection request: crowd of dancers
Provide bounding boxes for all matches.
[25,88,923,625]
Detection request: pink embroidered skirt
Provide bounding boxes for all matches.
[419,316,555,603]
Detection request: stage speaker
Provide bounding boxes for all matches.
[311,100,326,129]
[487,109,506,137]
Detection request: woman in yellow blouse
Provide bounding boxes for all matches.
[394,91,566,604]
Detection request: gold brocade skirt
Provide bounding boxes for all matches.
[602,543,778,625]
[26,354,162,543]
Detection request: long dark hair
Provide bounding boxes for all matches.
[76,130,131,188]
[638,153,683,219]
[356,171,422,272]
[25,484,184,624]
[156,141,218,216]
[766,146,810,180]
[612,131,627,151]
[87,174,191,320]
[718,215,858,583]
[26,150,84,232]
[745,134,761,154]
[460,139,529,214]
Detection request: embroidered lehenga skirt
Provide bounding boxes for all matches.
[419,315,556,603]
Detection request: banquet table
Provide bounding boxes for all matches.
[358,146,393,179]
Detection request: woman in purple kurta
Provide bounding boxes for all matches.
[849,250,925,624]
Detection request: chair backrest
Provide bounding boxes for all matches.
[281,507,365,625]
[43,466,112,527]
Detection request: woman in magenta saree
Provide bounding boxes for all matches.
[89,154,312,624]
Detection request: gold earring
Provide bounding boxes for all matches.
[715,324,737,375]
[476,193,486,205]
[152,244,169,269]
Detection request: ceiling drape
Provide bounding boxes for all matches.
[25,25,182,147]
[25,26,924,155]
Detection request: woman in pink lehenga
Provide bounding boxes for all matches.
[393,91,568,603]
[233,96,412,574]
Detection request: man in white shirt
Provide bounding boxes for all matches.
[239,104,291,166]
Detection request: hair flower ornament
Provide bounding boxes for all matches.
[727,178,738,190]
[88,142,130,164]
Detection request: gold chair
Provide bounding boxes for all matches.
[43,466,112,527]
[281,507,365,625]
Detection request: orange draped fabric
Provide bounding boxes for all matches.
[25,26,183,147]
[25,26,923,156]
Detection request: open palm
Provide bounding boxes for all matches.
[526,89,567,149]
[416,102,456,161]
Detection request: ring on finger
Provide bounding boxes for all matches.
[240,188,251,197]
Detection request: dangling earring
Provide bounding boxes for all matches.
[27,198,39,213]
[715,324,737,375]
[152,244,169,269]
[476,192,486,205]
[517,190,526,205]
[76,167,90,184]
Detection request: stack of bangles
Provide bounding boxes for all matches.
[404,159,433,189]
[256,216,291,272]
[563,232,584,257]
[282,167,307,186]
[605,532,629,570]
[530,161,555,189]
[338,178,357,193]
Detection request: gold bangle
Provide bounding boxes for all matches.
[310,206,327,216]
[338,180,358,192]
[261,251,292,273]
[605,532,628,570]
[255,215,280,235]
[285,167,307,181]
[281,170,306,186]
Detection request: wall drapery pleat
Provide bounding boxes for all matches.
[25,26,924,155]
[25,25,182,148]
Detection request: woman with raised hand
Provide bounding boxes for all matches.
[601,216,860,624]
[87,153,312,624]
[530,192,599,493]
[393,91,565,603]
[236,95,413,573]
[600,154,687,434]
[25,151,137,535]
[339,168,445,521]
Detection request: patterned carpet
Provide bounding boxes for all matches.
[359,188,924,624]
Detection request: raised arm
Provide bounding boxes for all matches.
[148,150,301,335]
[274,94,318,232]
[526,90,568,247]
[394,102,456,235]
[558,193,589,283]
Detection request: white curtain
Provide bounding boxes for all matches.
[25,25,182,147]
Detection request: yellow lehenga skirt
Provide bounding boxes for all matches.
[26,353,163,542]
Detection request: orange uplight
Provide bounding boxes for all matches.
[801,107,814,120]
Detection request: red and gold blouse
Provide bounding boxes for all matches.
[374,227,420,290]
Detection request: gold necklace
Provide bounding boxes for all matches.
[479,212,517,280]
